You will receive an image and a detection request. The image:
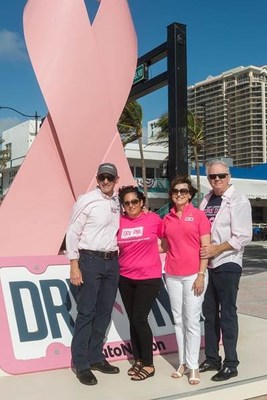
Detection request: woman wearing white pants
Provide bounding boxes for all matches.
[162,176,210,385]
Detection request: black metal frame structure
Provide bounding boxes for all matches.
[128,22,188,182]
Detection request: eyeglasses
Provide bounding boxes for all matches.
[123,199,140,207]
[171,188,189,196]
[97,174,116,182]
[208,173,229,180]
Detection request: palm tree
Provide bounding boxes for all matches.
[187,110,204,207]
[156,110,204,207]
[155,112,168,145]
[118,100,149,207]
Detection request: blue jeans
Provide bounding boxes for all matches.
[202,268,241,369]
[71,252,119,371]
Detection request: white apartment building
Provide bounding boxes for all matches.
[1,119,40,194]
[147,119,162,144]
[188,65,267,166]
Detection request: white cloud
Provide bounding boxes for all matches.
[0,29,27,61]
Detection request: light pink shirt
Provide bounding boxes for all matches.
[200,185,252,269]
[66,187,120,260]
[163,203,211,276]
[118,212,162,280]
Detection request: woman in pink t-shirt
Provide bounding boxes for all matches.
[117,185,162,381]
[162,176,211,385]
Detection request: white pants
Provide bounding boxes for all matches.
[166,273,207,369]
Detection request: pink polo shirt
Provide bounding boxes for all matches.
[162,203,210,276]
[118,212,162,280]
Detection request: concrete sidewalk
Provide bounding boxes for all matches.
[238,241,267,319]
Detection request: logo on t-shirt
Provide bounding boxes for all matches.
[205,194,222,224]
[121,227,143,238]
[185,216,194,222]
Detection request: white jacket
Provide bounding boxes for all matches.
[200,185,252,268]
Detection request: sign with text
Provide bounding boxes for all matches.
[133,63,148,85]
[0,255,198,375]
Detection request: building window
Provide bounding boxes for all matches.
[135,167,155,178]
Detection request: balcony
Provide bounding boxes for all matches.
[135,178,169,199]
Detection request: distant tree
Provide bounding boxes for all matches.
[118,100,149,207]
[156,110,204,207]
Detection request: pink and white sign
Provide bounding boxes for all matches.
[0,256,180,374]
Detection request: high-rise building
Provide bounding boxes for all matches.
[188,65,267,166]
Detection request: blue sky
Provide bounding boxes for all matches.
[1,0,267,134]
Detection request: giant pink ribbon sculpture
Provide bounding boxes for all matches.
[0,3,177,374]
[0,0,137,256]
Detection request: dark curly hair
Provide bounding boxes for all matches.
[118,185,146,205]
[169,175,197,201]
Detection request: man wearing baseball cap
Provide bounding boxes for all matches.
[66,163,120,386]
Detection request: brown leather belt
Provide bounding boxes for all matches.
[79,249,118,260]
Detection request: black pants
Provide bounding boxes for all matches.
[119,275,162,366]
[202,269,241,369]
[71,252,119,371]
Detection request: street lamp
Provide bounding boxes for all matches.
[0,106,41,135]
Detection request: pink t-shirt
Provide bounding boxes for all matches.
[118,212,162,280]
[162,203,210,276]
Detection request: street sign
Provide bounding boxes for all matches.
[133,63,148,85]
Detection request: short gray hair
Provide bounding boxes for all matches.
[205,159,230,175]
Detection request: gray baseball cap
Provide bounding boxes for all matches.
[97,163,118,177]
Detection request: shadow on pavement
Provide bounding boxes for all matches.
[242,244,267,276]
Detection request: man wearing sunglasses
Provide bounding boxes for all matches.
[199,159,252,382]
[66,163,120,386]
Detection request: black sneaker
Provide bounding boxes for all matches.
[77,368,98,385]
[90,360,120,374]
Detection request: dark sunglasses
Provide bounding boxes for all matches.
[171,188,189,195]
[123,199,140,207]
[97,174,116,182]
[208,173,229,180]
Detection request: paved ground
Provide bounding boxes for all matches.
[237,241,267,400]
[238,241,267,319]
